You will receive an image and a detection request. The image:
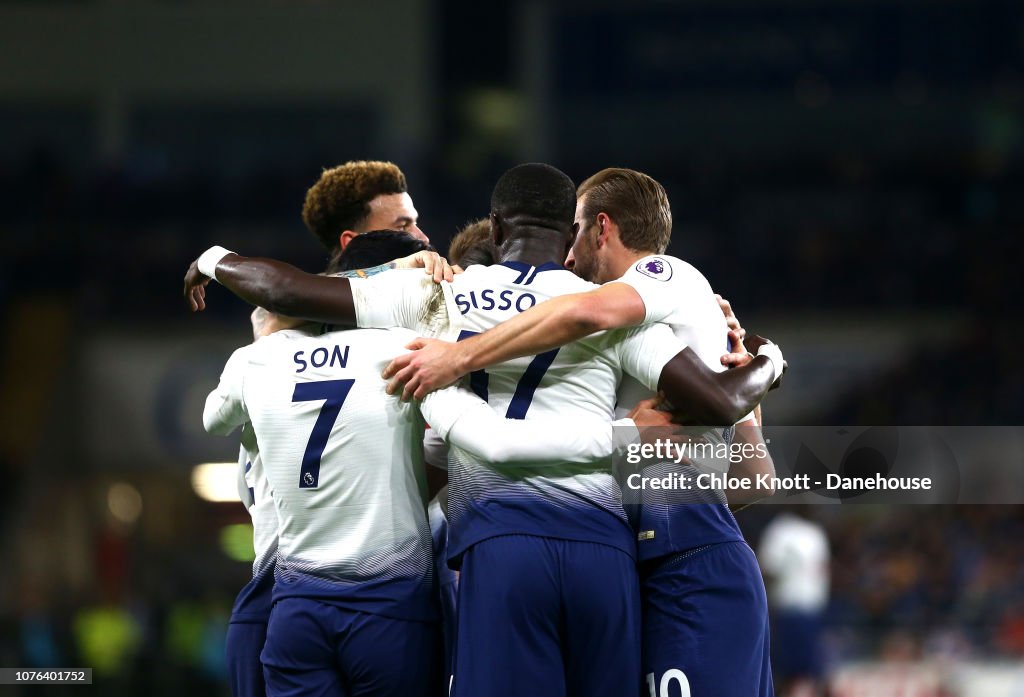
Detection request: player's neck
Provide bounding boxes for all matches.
[607,248,654,280]
[497,228,567,268]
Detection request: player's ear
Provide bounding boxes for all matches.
[339,230,359,251]
[595,212,612,248]
[490,212,505,247]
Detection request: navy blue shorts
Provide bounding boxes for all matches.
[261,597,440,697]
[226,620,268,697]
[451,534,641,697]
[641,541,773,697]
[771,609,825,681]
[438,578,458,686]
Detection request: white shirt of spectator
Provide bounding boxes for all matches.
[758,512,831,612]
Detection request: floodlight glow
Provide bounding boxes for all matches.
[108,482,143,524]
[191,462,238,503]
[220,523,256,562]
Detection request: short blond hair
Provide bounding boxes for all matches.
[302,161,407,251]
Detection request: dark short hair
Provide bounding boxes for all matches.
[302,161,408,252]
[577,168,672,254]
[490,163,575,233]
[327,230,429,273]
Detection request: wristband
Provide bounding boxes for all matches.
[197,245,235,280]
[757,343,784,382]
[756,343,785,383]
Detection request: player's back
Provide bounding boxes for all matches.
[240,326,435,620]
[446,261,679,563]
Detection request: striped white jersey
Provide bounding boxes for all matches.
[203,325,436,621]
[351,262,687,562]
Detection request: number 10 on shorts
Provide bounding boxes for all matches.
[646,669,690,697]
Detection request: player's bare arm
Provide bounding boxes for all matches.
[655,334,782,426]
[728,414,776,509]
[183,246,454,320]
[184,252,359,323]
[714,341,779,507]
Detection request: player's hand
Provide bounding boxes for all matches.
[715,294,746,343]
[719,342,752,368]
[716,294,751,367]
[184,259,211,312]
[393,250,455,284]
[627,396,708,450]
[383,337,466,401]
[627,396,672,428]
[627,396,674,447]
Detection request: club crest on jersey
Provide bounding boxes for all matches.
[636,257,672,281]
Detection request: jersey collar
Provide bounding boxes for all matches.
[498,260,565,285]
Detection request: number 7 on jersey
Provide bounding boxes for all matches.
[292,379,355,489]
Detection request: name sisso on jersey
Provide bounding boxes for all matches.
[455,289,537,315]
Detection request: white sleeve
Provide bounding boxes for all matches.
[421,386,630,465]
[237,445,253,509]
[422,427,449,471]
[615,322,689,393]
[349,269,438,331]
[236,423,258,508]
[614,255,688,324]
[203,347,250,435]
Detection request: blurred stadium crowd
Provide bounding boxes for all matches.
[1,0,1022,694]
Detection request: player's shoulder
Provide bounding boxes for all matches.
[518,262,598,293]
[252,326,416,373]
[457,263,492,277]
[223,339,262,369]
[250,327,315,351]
[352,267,440,296]
[308,325,418,349]
[628,254,711,290]
[547,270,598,292]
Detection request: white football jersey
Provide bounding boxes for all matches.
[758,512,830,612]
[611,253,750,559]
[235,424,277,582]
[203,325,435,620]
[222,424,278,620]
[351,262,686,562]
[613,254,738,418]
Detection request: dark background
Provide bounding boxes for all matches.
[0,0,1021,694]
